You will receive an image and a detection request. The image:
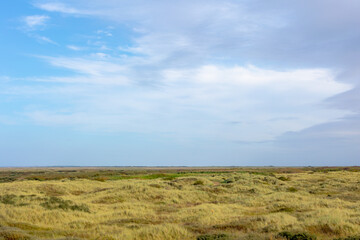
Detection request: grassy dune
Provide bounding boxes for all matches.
[0,167,359,240]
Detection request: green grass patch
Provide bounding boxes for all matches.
[139,173,183,180]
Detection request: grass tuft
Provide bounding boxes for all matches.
[0,227,32,240]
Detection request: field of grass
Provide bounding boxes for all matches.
[0,167,359,240]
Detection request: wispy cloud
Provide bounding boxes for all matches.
[20,15,56,44]
[33,34,58,45]
[96,29,112,37]
[35,2,96,15]
[67,45,85,51]
[41,56,126,76]
[23,15,49,30]
[35,2,82,14]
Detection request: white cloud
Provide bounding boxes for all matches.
[166,65,349,97]
[34,35,57,45]
[42,56,126,76]
[23,15,49,29]
[96,29,112,37]
[67,45,84,51]
[99,45,110,51]
[35,0,284,67]
[36,75,129,85]
[35,2,83,14]
[91,52,109,59]
[20,55,352,141]
[21,15,57,44]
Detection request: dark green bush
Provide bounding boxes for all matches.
[197,233,229,240]
[41,197,90,213]
[287,187,298,192]
[248,188,257,193]
[0,194,17,205]
[273,207,294,213]
[0,177,16,183]
[278,231,316,240]
[278,176,290,181]
[193,180,204,185]
[221,179,233,184]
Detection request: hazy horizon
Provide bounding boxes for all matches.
[1,1,360,166]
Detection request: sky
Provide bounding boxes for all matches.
[0,0,359,166]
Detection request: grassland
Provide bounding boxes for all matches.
[0,167,359,240]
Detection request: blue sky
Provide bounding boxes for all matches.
[1,0,359,166]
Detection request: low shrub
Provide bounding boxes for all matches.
[0,194,17,205]
[0,177,16,183]
[41,197,90,213]
[278,176,290,181]
[221,179,233,184]
[197,233,230,240]
[287,187,298,192]
[278,231,316,240]
[193,180,204,185]
[273,207,295,213]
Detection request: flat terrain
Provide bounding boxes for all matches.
[0,167,359,240]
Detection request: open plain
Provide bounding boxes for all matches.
[0,167,359,240]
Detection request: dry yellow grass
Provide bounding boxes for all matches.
[0,169,359,240]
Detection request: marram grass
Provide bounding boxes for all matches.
[0,168,359,240]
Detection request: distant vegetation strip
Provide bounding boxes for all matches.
[0,166,359,183]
